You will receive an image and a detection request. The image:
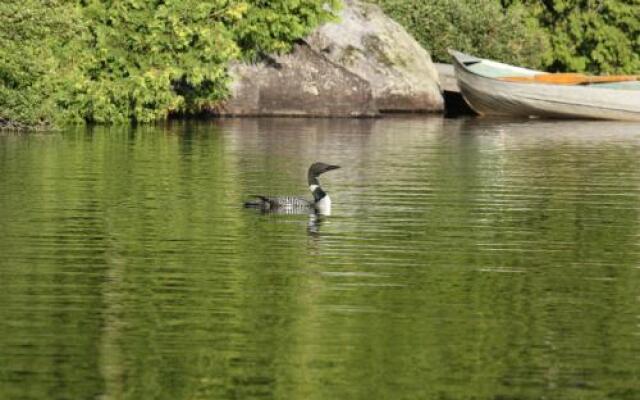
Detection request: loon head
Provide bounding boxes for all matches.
[307,162,340,186]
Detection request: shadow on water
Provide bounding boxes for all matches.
[1,117,640,399]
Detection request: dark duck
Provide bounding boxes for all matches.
[244,162,340,215]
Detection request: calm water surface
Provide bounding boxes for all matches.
[1,117,640,399]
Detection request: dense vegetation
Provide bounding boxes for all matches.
[503,0,640,74]
[0,1,81,130]
[2,0,639,130]
[374,0,640,74]
[372,0,552,69]
[0,0,338,130]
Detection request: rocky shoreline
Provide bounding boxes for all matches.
[211,0,445,118]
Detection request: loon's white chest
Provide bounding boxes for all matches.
[315,195,332,216]
[310,184,332,216]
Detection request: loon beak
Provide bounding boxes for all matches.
[325,165,340,172]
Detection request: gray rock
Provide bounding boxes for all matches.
[435,63,459,93]
[306,0,444,113]
[211,43,378,117]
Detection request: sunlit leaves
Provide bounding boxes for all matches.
[503,0,640,73]
[373,0,552,69]
[1,0,339,129]
[376,0,639,73]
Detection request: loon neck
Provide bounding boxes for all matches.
[308,174,319,187]
[309,183,327,203]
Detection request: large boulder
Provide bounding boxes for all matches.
[211,43,377,117]
[212,0,443,117]
[306,0,443,113]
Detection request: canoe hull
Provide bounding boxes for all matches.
[450,51,640,121]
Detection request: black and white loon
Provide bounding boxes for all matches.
[244,162,340,215]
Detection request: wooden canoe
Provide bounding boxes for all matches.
[449,50,640,121]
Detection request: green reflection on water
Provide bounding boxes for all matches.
[1,118,639,400]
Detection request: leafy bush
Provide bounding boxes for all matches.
[504,0,640,74]
[375,0,639,74]
[0,0,83,130]
[0,0,339,129]
[372,0,552,69]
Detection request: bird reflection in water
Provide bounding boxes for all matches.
[307,213,326,237]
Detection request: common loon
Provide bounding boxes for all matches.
[244,162,340,215]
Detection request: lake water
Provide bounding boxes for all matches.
[1,117,640,400]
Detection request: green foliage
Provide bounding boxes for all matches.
[372,0,552,69]
[374,0,639,74]
[503,0,640,74]
[232,1,339,59]
[0,0,82,130]
[61,0,240,124]
[0,0,339,129]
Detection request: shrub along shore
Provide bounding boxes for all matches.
[1,0,638,130]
